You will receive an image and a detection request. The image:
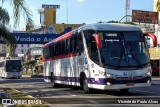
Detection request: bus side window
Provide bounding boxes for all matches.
[91,36,99,63]
[65,39,68,54]
[52,44,55,57]
[49,45,53,58]
[66,39,70,54]
[75,33,84,53]
[69,37,74,53]
[84,30,95,57]
[57,42,60,56]
[59,42,62,55]
[61,41,65,55]
[43,47,49,59]
[54,44,57,56]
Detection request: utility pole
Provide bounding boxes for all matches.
[66,0,68,27]
[126,0,130,22]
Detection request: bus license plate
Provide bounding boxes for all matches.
[127,82,135,86]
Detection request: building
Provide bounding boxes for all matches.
[154,0,160,45]
[15,44,30,55]
[53,24,83,34]
[26,4,84,61]
[38,4,84,34]
[30,44,43,60]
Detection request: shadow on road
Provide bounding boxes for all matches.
[0,77,44,84]
[0,77,159,99]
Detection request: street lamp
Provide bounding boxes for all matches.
[66,0,68,27]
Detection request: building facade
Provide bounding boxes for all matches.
[38,4,84,34]
[30,44,43,60]
[15,44,30,55]
[154,0,160,46]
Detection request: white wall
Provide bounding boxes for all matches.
[15,44,30,55]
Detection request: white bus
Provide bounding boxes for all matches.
[0,58,22,79]
[43,23,156,93]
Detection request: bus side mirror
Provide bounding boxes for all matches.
[145,33,157,47]
[93,34,102,49]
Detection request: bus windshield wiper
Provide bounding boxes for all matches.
[116,40,125,69]
[129,43,143,68]
[116,49,123,69]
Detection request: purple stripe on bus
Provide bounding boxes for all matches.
[44,76,151,85]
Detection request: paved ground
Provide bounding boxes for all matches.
[0,77,160,107]
[151,77,160,85]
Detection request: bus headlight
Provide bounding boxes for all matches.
[106,73,111,77]
[146,72,151,76]
[99,70,106,76]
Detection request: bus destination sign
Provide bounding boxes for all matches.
[132,10,158,24]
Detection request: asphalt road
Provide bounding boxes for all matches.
[0,77,160,107]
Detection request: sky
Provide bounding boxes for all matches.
[1,0,153,30]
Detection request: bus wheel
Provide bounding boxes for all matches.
[18,77,20,79]
[50,74,58,88]
[120,89,129,92]
[83,75,92,94]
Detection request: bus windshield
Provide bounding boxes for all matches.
[98,31,150,69]
[6,60,22,72]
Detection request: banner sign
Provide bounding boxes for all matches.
[13,33,59,44]
[132,10,158,24]
[0,27,71,44]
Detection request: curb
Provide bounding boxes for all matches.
[22,75,43,78]
[151,83,160,85]
[151,80,160,85]
[0,86,49,107]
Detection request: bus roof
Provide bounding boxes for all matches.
[77,23,141,32]
[44,23,141,47]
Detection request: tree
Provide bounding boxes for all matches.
[156,0,160,12]
[107,20,119,23]
[122,22,136,25]
[2,0,34,27]
[106,20,136,25]
[0,0,33,56]
[0,7,10,26]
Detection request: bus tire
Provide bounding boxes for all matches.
[18,77,20,79]
[50,73,58,88]
[82,75,92,94]
[120,89,129,92]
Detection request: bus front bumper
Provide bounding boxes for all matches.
[88,82,151,90]
[87,76,151,90]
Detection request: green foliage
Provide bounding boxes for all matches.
[156,0,160,12]
[97,21,104,23]
[24,60,36,65]
[107,20,119,23]
[0,0,34,56]
[1,0,34,27]
[122,22,136,25]
[98,20,137,25]
[0,26,16,56]
[0,7,10,26]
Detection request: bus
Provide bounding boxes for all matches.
[43,23,156,93]
[0,58,22,79]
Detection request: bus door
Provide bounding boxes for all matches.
[75,33,85,77]
[151,59,160,76]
